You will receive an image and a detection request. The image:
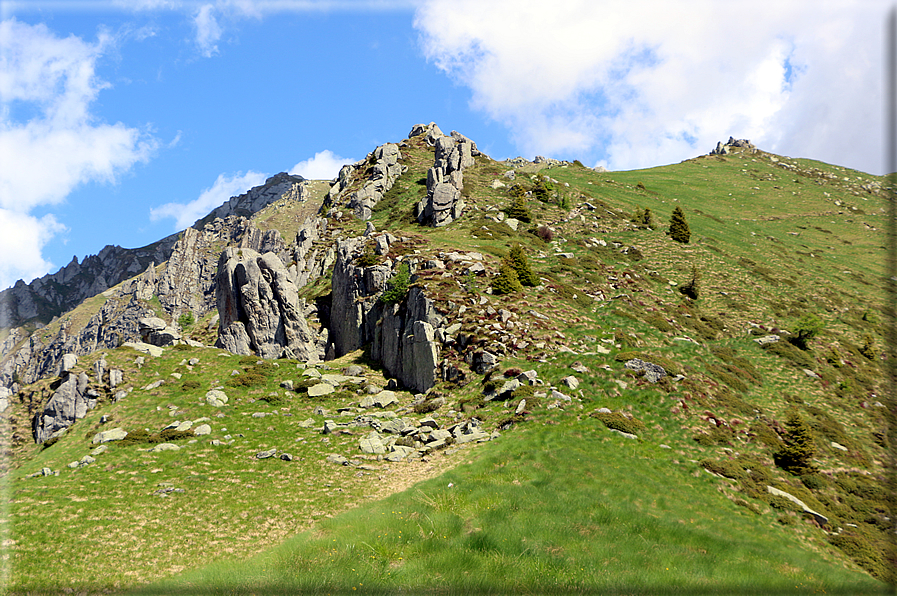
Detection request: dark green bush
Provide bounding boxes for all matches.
[260,393,289,406]
[181,379,201,392]
[174,343,191,351]
[590,410,645,436]
[227,371,266,388]
[678,265,700,299]
[159,429,195,442]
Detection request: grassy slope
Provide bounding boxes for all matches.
[3,137,892,594]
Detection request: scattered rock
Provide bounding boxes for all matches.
[326,453,350,465]
[624,359,667,383]
[359,431,387,454]
[256,449,277,459]
[753,335,780,345]
[151,443,181,452]
[205,389,229,407]
[92,428,128,444]
[766,485,828,525]
[308,383,335,397]
[194,424,211,436]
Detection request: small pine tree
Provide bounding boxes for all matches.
[669,206,690,243]
[491,259,523,295]
[532,175,553,202]
[774,409,817,475]
[507,244,538,287]
[642,207,656,229]
[678,264,700,300]
[505,193,532,223]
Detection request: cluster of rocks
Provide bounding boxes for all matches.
[415,126,479,227]
[323,409,496,463]
[329,144,407,220]
[710,137,756,155]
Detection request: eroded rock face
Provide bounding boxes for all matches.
[341,144,407,220]
[215,248,318,361]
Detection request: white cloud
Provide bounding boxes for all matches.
[414,0,891,174]
[290,150,355,180]
[0,19,156,288]
[150,170,268,230]
[0,210,66,291]
[193,3,222,57]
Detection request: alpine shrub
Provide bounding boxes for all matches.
[788,313,824,350]
[381,263,410,304]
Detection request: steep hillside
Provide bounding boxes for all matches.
[1,126,892,594]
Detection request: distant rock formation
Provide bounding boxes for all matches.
[198,172,308,227]
[710,137,756,155]
[215,247,320,361]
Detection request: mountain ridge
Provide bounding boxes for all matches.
[1,122,893,593]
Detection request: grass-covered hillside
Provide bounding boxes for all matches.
[2,131,893,595]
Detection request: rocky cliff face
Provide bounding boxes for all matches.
[198,172,308,227]
[328,236,443,394]
[327,144,407,220]
[215,247,322,361]
[0,172,311,331]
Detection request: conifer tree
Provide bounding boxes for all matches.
[507,244,539,287]
[774,409,817,474]
[504,185,532,223]
[669,206,691,243]
[491,259,523,295]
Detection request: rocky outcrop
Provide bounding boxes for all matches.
[416,130,478,227]
[329,238,394,356]
[199,172,308,227]
[138,317,181,347]
[710,137,756,155]
[327,145,407,220]
[32,371,98,443]
[288,217,336,289]
[371,286,441,393]
[329,237,442,393]
[215,248,320,361]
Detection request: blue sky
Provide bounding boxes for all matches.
[0,0,891,291]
